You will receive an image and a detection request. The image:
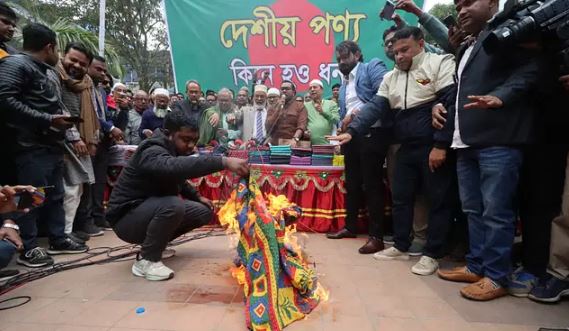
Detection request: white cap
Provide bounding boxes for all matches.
[254,84,268,94]
[154,88,170,97]
[267,88,280,96]
[111,83,127,92]
[309,79,324,88]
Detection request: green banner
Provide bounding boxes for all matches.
[164,0,423,93]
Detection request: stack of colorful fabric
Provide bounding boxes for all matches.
[198,147,213,155]
[218,179,325,331]
[270,145,291,165]
[228,149,249,160]
[311,145,335,166]
[290,147,312,166]
[248,147,270,164]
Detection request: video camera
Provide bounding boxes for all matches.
[484,0,569,66]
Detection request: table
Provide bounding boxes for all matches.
[188,164,384,233]
[106,145,391,233]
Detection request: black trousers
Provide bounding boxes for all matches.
[73,183,93,231]
[91,141,110,223]
[113,196,213,262]
[392,144,455,258]
[343,128,392,238]
[519,143,568,276]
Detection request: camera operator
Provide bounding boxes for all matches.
[511,47,569,298]
[528,74,569,303]
[435,0,544,301]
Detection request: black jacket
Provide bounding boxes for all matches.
[454,31,544,146]
[0,54,63,150]
[173,99,206,124]
[106,129,224,225]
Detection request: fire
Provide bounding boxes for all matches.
[315,283,330,302]
[230,265,246,286]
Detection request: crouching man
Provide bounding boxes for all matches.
[106,110,249,281]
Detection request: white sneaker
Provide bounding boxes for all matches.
[132,259,174,281]
[162,248,176,260]
[411,256,439,276]
[373,247,410,261]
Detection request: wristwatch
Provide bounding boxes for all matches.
[2,223,20,232]
[293,137,300,142]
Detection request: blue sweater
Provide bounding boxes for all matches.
[139,109,165,140]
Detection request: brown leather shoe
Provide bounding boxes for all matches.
[326,228,357,239]
[460,277,507,301]
[358,237,385,254]
[437,266,483,283]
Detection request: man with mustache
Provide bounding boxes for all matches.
[57,42,103,243]
[0,2,19,188]
[107,110,249,281]
[326,41,391,256]
[242,84,268,143]
[305,79,339,145]
[265,80,307,147]
[198,88,242,145]
[140,88,172,140]
[434,0,543,301]
[332,27,457,277]
[0,2,17,59]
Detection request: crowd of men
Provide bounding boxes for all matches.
[1,0,569,305]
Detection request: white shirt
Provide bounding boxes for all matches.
[344,63,365,117]
[253,106,267,138]
[451,44,474,149]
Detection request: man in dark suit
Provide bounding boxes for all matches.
[326,41,391,255]
[173,80,207,125]
[435,0,543,301]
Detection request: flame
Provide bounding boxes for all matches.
[219,186,330,315]
[315,283,330,303]
[230,265,246,286]
[266,194,293,216]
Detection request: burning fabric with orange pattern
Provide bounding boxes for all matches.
[218,178,327,331]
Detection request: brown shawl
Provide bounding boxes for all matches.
[56,62,100,145]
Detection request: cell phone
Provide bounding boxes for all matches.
[443,15,457,28]
[380,0,396,20]
[13,187,49,210]
[65,116,84,124]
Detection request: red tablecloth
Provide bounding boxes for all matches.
[188,164,389,233]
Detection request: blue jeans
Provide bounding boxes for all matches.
[0,240,17,269]
[14,148,67,251]
[457,147,523,286]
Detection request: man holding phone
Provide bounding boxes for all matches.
[0,23,88,268]
[0,185,32,281]
[0,185,39,280]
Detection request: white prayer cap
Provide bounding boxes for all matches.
[267,88,280,96]
[254,84,268,94]
[111,82,127,92]
[240,86,250,92]
[309,79,324,88]
[154,88,170,97]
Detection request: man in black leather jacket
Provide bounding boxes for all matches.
[0,23,87,268]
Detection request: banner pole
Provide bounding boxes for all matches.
[98,0,106,56]
[161,0,179,93]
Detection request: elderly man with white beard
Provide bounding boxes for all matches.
[139,88,172,141]
[241,85,270,143]
[198,88,242,145]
